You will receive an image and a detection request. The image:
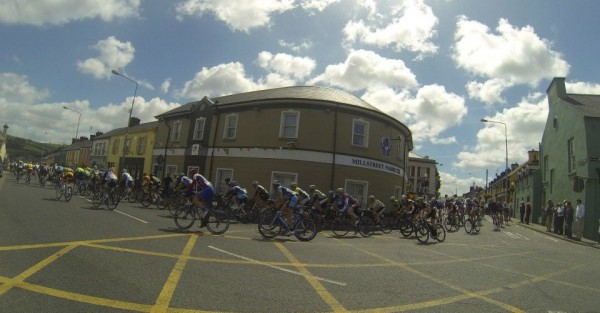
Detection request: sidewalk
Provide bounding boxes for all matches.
[516,221,599,249]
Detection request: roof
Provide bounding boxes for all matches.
[94,121,159,140]
[156,86,383,118]
[565,94,600,118]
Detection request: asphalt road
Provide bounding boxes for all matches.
[1,174,599,313]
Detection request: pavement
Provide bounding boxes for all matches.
[516,220,599,249]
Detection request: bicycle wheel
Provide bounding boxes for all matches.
[55,186,63,200]
[492,215,500,231]
[380,215,394,234]
[443,217,453,232]
[206,208,230,235]
[474,219,481,232]
[433,224,446,242]
[128,189,140,203]
[174,205,196,230]
[64,186,73,201]
[107,193,119,210]
[358,217,375,238]
[294,217,317,241]
[91,193,103,208]
[331,217,351,237]
[141,193,152,207]
[258,215,282,238]
[464,218,473,234]
[415,223,429,244]
[399,219,414,238]
[156,195,167,210]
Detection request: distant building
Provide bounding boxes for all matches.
[0,124,8,165]
[407,152,438,200]
[153,86,413,203]
[540,77,600,239]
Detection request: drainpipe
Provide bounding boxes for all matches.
[208,101,220,181]
[162,120,171,178]
[330,104,339,191]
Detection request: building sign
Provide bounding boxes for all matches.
[191,144,200,155]
[336,155,403,176]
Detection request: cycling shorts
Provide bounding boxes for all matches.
[196,186,215,203]
[107,179,117,188]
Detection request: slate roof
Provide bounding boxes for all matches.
[565,94,600,118]
[93,121,159,140]
[156,86,382,118]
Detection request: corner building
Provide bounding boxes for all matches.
[154,86,413,205]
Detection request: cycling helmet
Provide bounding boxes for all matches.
[308,184,316,190]
[368,195,375,201]
[401,194,407,199]
[122,169,127,173]
[224,177,231,183]
[290,182,298,188]
[252,180,259,186]
[336,187,344,194]
[272,180,280,186]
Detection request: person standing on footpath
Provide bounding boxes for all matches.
[564,201,573,238]
[525,202,532,224]
[544,200,554,231]
[574,199,585,241]
[554,201,565,235]
[519,201,525,223]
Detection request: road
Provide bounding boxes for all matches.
[0,175,599,313]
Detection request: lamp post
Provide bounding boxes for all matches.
[481,118,509,202]
[112,70,138,173]
[63,106,81,141]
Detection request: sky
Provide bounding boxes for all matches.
[2,0,600,196]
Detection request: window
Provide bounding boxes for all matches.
[345,180,368,208]
[271,171,298,194]
[280,111,299,138]
[166,165,177,177]
[171,120,182,142]
[137,137,147,155]
[567,138,575,172]
[112,139,120,154]
[123,137,131,154]
[352,119,369,147]
[216,168,234,194]
[193,117,206,140]
[224,114,238,139]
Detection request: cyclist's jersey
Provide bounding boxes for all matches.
[292,187,309,201]
[63,171,74,181]
[334,193,359,211]
[275,185,296,200]
[367,199,385,211]
[122,172,133,183]
[309,189,327,203]
[177,176,193,188]
[191,174,213,190]
[253,185,270,200]
[229,185,248,199]
[150,175,161,186]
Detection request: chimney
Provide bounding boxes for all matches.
[95,131,103,136]
[79,136,88,142]
[128,117,141,127]
[2,124,7,138]
[528,149,539,163]
[546,77,567,100]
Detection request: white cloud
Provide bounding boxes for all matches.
[0,72,179,144]
[566,81,600,94]
[174,62,258,99]
[77,36,135,79]
[309,49,418,91]
[255,51,316,80]
[453,16,570,104]
[343,0,438,58]
[278,39,313,53]
[362,84,467,144]
[439,171,485,199]
[456,92,548,170]
[466,78,512,105]
[0,0,140,26]
[299,0,340,12]
[161,79,172,94]
[175,0,295,32]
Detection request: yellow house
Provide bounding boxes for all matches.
[105,121,159,180]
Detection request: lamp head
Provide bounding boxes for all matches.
[63,106,68,110]
[111,70,120,76]
[480,119,488,122]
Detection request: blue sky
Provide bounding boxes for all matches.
[2,0,600,196]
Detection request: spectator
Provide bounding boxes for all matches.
[554,200,566,235]
[544,200,554,232]
[519,201,525,223]
[525,202,532,225]
[564,201,573,238]
[574,199,585,241]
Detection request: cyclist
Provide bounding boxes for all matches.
[307,185,328,214]
[121,169,134,191]
[224,180,248,209]
[191,173,215,220]
[333,188,360,226]
[365,195,385,226]
[142,173,153,192]
[290,182,310,206]
[417,197,437,236]
[272,180,298,234]
[389,196,401,212]
[251,180,270,207]
[150,173,161,190]
[104,168,118,189]
[174,173,193,193]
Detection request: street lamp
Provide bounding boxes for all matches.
[112,70,138,173]
[481,118,509,201]
[63,106,81,141]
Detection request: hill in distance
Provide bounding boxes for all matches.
[6,135,65,162]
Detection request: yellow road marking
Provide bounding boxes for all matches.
[275,242,348,313]
[0,244,77,295]
[150,235,198,313]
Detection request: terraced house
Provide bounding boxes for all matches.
[153,86,413,203]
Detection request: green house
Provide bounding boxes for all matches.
[541,77,600,240]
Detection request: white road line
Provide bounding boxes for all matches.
[535,232,559,242]
[114,210,148,224]
[504,232,519,239]
[208,245,347,286]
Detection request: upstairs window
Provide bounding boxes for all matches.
[137,137,147,155]
[224,114,238,139]
[352,119,369,147]
[280,111,299,139]
[193,117,206,140]
[171,120,182,142]
[112,139,120,155]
